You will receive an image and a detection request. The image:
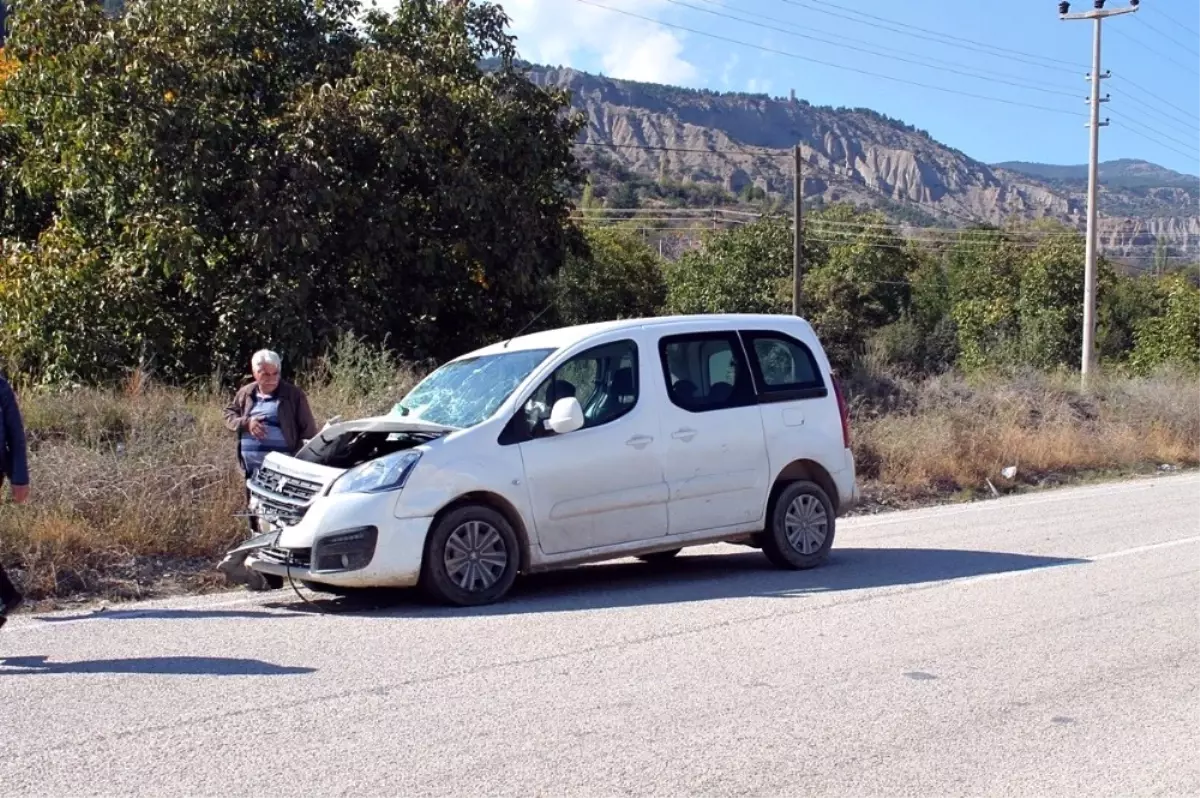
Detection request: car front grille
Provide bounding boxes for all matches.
[256,546,312,569]
[251,464,324,503]
[248,463,328,526]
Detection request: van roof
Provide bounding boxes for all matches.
[463,313,815,359]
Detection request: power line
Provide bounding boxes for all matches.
[579,138,997,227]
[772,0,1086,73]
[666,0,1082,99]
[769,0,1198,128]
[1107,110,1200,162]
[570,212,1199,264]
[1109,27,1200,77]
[579,141,1194,230]
[1112,86,1200,136]
[574,210,1199,247]
[1134,13,1200,59]
[1154,5,1200,40]
[574,0,1089,119]
[573,208,765,216]
[1112,75,1200,122]
[578,141,791,157]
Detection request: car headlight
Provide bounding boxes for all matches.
[328,451,422,496]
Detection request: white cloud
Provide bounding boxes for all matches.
[720,53,739,87]
[502,0,698,85]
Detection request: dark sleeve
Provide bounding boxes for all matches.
[223,385,250,433]
[295,388,319,444]
[0,378,30,486]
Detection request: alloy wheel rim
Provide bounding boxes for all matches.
[444,520,509,592]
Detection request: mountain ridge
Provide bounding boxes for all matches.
[518,62,1198,261]
[991,159,1200,191]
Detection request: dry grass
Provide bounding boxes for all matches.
[2,338,424,606]
[2,355,1196,607]
[849,368,1199,503]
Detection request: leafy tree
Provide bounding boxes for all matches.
[1130,273,1200,373]
[0,0,584,382]
[1097,273,1162,365]
[606,181,639,209]
[1015,233,1100,370]
[662,216,801,316]
[944,227,1025,371]
[555,226,667,326]
[799,205,916,369]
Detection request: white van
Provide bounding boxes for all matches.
[233,314,859,606]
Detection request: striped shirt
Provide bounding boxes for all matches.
[239,390,291,476]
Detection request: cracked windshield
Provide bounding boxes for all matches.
[394,348,556,429]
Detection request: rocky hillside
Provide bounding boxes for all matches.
[523,64,1198,261]
[993,159,1199,191]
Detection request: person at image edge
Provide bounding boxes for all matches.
[0,373,30,628]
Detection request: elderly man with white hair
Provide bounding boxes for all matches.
[223,348,318,489]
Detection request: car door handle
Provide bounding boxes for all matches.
[625,435,654,449]
[671,428,698,442]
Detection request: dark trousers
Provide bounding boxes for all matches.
[0,475,20,606]
[0,562,19,606]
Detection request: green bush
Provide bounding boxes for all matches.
[555,226,668,326]
[1130,274,1200,374]
[0,0,584,384]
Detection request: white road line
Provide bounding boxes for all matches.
[8,535,1199,638]
[844,473,1199,531]
[6,474,1197,635]
[1089,535,1200,561]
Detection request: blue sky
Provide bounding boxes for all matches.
[501,0,1200,176]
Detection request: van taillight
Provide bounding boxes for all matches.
[832,375,851,448]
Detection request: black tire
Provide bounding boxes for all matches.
[420,504,520,607]
[637,548,682,563]
[244,572,284,591]
[761,480,836,570]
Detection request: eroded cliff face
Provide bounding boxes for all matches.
[527,66,1196,256]
[1098,215,1200,255]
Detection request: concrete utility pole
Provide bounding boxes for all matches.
[793,144,803,315]
[1058,0,1139,386]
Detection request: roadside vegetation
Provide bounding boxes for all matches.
[0,0,1196,606]
[3,343,1195,606]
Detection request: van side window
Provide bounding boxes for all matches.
[518,339,640,438]
[741,329,827,401]
[659,332,755,412]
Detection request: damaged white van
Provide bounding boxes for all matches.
[221,314,859,606]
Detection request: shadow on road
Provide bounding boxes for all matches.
[267,546,1090,618]
[34,608,287,623]
[0,654,315,676]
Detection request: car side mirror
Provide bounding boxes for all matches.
[548,397,585,435]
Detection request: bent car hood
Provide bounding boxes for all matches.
[252,415,458,491]
[313,415,458,439]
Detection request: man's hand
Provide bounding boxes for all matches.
[246,417,267,440]
[10,484,29,504]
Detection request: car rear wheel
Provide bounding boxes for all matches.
[421,504,520,606]
[761,480,835,570]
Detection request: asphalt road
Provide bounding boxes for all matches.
[2,474,1198,797]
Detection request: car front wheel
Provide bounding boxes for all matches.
[761,480,835,570]
[421,505,520,607]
